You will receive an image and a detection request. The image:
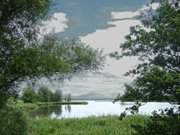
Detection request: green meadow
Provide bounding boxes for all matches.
[28,116,148,135]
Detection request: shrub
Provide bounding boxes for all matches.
[37,86,54,102]
[0,100,27,135]
[22,87,37,103]
[132,113,180,135]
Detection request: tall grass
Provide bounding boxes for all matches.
[28,116,148,135]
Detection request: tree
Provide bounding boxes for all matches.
[113,1,180,135]
[0,0,48,107]
[65,94,71,102]
[52,90,62,102]
[0,0,103,108]
[114,1,180,103]
[37,86,53,102]
[22,87,37,103]
[0,1,50,134]
[0,99,27,135]
[22,86,63,103]
[0,1,103,135]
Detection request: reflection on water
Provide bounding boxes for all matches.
[65,104,71,113]
[30,105,63,118]
[30,101,178,119]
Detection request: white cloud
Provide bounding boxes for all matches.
[80,11,141,76]
[34,5,157,99]
[56,11,143,99]
[39,12,68,35]
[111,11,139,19]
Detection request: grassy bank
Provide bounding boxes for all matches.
[28,116,148,135]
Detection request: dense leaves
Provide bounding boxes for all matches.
[0,99,27,135]
[22,87,37,103]
[114,1,180,135]
[121,67,179,102]
[133,114,180,135]
[37,86,62,102]
[0,0,103,107]
[117,2,180,102]
[121,3,180,74]
[0,36,102,107]
[0,0,49,107]
[22,86,63,103]
[0,1,103,134]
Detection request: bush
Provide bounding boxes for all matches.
[132,113,180,135]
[0,100,27,135]
[37,86,54,102]
[22,87,37,103]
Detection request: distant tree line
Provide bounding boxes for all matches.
[21,86,72,103]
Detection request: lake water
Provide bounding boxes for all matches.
[31,101,178,119]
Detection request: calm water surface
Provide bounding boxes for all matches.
[31,101,178,119]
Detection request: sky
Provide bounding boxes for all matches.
[26,0,158,99]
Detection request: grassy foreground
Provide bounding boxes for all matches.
[28,116,148,135]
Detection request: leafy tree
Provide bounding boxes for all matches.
[21,86,63,103]
[114,1,180,103]
[52,90,62,102]
[0,0,103,108]
[0,1,103,135]
[112,1,180,135]
[22,87,37,103]
[0,0,48,108]
[0,98,27,135]
[132,111,180,135]
[0,1,50,134]
[37,86,53,102]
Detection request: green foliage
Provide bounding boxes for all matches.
[176,88,180,104]
[0,0,49,22]
[0,100,27,135]
[37,86,53,102]
[21,86,63,103]
[22,87,37,103]
[113,1,180,135]
[0,0,103,108]
[0,1,103,135]
[0,0,49,107]
[0,37,103,107]
[28,116,147,135]
[120,85,143,101]
[114,2,180,103]
[121,67,179,102]
[132,112,180,135]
